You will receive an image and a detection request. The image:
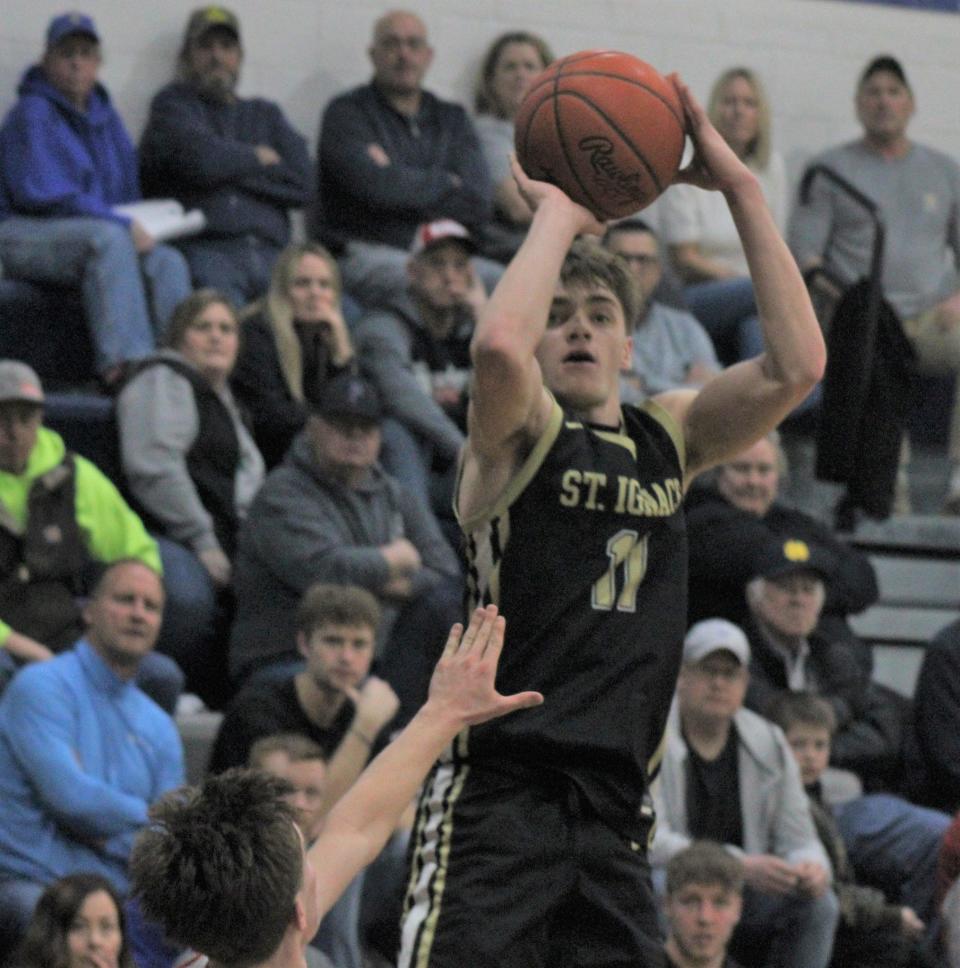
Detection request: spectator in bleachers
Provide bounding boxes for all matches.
[12,873,135,968]
[0,560,184,959]
[0,12,191,388]
[685,431,878,665]
[788,54,960,514]
[473,30,553,263]
[659,67,786,367]
[0,360,182,711]
[663,841,746,968]
[910,618,960,812]
[315,9,498,309]
[210,583,397,777]
[769,691,947,955]
[139,5,312,310]
[353,219,481,506]
[651,618,839,968]
[743,536,904,788]
[602,219,720,401]
[116,290,264,706]
[232,243,356,469]
[228,373,461,723]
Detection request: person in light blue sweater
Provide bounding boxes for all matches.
[0,560,184,960]
[0,12,190,383]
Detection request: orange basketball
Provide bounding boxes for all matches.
[515,50,685,220]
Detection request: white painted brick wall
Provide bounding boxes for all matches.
[3,0,959,198]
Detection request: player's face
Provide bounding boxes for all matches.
[604,230,662,310]
[43,36,101,110]
[856,71,914,144]
[0,402,42,474]
[714,74,760,156]
[84,563,165,676]
[66,889,123,968]
[677,652,748,723]
[667,882,742,965]
[408,241,473,313]
[308,414,382,479]
[536,281,632,422]
[369,13,433,97]
[786,724,832,787]
[716,437,780,517]
[490,41,546,120]
[178,301,240,385]
[299,622,376,694]
[754,571,825,639]
[187,29,242,100]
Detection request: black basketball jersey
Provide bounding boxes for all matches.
[456,396,687,834]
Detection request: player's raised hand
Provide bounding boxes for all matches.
[427,604,543,727]
[509,154,606,237]
[669,74,757,196]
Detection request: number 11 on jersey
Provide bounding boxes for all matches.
[592,529,649,613]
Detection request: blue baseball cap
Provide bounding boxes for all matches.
[46,12,100,48]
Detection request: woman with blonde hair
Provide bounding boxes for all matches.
[473,30,554,262]
[659,67,787,366]
[232,241,355,468]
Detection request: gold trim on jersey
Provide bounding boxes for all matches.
[398,757,471,968]
[641,398,686,473]
[589,427,638,460]
[457,398,565,534]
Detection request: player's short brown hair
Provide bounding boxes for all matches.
[666,841,745,897]
[131,770,302,966]
[295,582,381,637]
[561,238,641,332]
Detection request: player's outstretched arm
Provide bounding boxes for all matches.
[468,158,603,457]
[309,605,542,916]
[657,76,826,479]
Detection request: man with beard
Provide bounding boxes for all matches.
[140,5,312,307]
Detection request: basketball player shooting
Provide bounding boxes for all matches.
[397,74,824,968]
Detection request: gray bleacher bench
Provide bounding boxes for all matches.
[846,516,960,697]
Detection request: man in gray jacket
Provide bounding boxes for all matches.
[228,373,461,723]
[651,618,838,968]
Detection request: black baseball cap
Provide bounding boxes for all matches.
[311,374,382,423]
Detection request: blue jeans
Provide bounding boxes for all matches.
[154,537,227,705]
[734,884,840,968]
[177,235,282,310]
[835,793,951,922]
[0,876,45,960]
[685,276,762,363]
[0,216,190,372]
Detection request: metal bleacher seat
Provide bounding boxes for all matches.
[846,515,960,697]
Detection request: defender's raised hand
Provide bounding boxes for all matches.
[427,604,544,728]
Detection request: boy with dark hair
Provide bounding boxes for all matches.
[768,691,931,967]
[664,841,745,968]
[131,604,541,968]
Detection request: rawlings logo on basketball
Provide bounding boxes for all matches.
[577,137,647,205]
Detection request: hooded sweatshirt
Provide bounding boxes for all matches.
[0,64,139,222]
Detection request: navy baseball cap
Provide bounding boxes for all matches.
[46,12,100,48]
[754,538,837,583]
[311,374,382,423]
